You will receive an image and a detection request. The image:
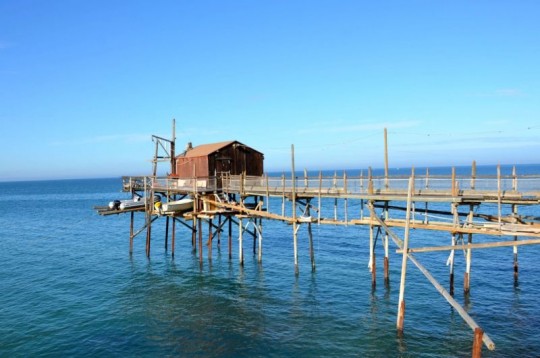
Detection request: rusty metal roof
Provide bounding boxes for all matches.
[179,141,236,158]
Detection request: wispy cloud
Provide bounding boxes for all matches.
[49,133,150,146]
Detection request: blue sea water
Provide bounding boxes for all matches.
[1,166,540,357]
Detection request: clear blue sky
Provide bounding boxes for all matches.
[1,1,539,181]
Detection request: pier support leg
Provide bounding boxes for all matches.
[192,217,196,252]
[208,218,213,261]
[472,327,484,358]
[464,233,472,294]
[397,177,413,334]
[217,215,222,247]
[369,224,376,289]
[308,221,315,272]
[171,217,176,258]
[145,214,152,258]
[239,217,244,266]
[384,233,389,286]
[228,217,232,260]
[293,221,299,274]
[198,218,203,263]
[258,219,263,264]
[129,211,134,255]
[165,216,169,251]
[449,234,456,296]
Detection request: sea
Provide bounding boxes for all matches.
[1,165,540,357]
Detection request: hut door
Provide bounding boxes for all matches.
[216,157,231,189]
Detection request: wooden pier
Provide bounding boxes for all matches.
[96,122,540,357]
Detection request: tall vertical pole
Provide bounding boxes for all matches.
[171,217,176,258]
[464,205,473,294]
[171,118,176,175]
[384,127,389,189]
[306,200,315,271]
[239,217,244,266]
[165,216,169,251]
[258,218,263,263]
[198,217,203,263]
[129,211,134,255]
[397,177,413,333]
[208,218,213,261]
[228,216,232,260]
[512,166,519,282]
[292,144,298,273]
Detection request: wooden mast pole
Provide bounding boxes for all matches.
[397,176,414,333]
[292,144,298,273]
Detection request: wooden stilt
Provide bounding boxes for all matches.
[369,223,376,289]
[258,218,263,263]
[217,215,222,247]
[307,202,315,271]
[198,217,203,263]
[165,216,169,251]
[129,211,134,255]
[449,233,456,296]
[192,216,197,251]
[472,327,484,358]
[171,217,176,258]
[228,216,232,260]
[465,206,473,294]
[397,177,413,333]
[208,218,213,260]
[292,144,298,273]
[239,217,244,266]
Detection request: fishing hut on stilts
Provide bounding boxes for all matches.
[96,121,540,357]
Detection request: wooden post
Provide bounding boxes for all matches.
[451,167,457,197]
[239,217,244,266]
[208,218,213,261]
[171,217,176,258]
[397,177,414,333]
[464,205,473,294]
[228,216,232,260]
[258,218,263,263]
[384,127,389,189]
[198,217,203,263]
[369,215,376,289]
[449,203,459,296]
[165,216,169,251]
[191,216,197,251]
[217,215,222,247]
[471,160,477,190]
[368,167,373,195]
[472,327,484,358]
[307,200,315,271]
[129,211,134,255]
[292,144,298,273]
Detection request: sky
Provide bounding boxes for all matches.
[0,1,539,181]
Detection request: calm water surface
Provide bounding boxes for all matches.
[1,168,540,357]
